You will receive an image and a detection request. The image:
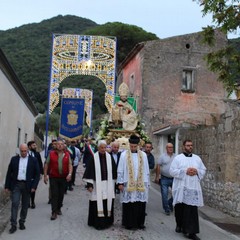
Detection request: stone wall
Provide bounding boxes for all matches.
[179,100,240,217]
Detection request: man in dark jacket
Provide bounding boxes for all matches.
[5,144,40,234]
[82,138,97,168]
[27,140,43,208]
[144,142,155,170]
[109,141,121,193]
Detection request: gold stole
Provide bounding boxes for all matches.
[126,149,145,192]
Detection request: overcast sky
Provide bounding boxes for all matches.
[0,0,238,39]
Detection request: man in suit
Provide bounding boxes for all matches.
[110,141,121,193]
[82,138,97,168]
[5,144,40,234]
[27,140,44,208]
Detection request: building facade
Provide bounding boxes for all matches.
[0,49,38,201]
[117,30,227,157]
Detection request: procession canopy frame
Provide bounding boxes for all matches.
[48,34,117,114]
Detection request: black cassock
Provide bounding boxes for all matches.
[83,152,117,230]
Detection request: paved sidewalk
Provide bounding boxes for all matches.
[199,205,240,237]
[149,172,240,238]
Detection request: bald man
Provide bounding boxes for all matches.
[83,140,117,230]
[155,143,176,215]
[110,141,121,167]
[5,144,40,234]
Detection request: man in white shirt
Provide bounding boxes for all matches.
[170,140,206,240]
[5,144,40,234]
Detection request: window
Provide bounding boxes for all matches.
[182,70,194,92]
[17,128,21,147]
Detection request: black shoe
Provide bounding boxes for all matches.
[188,234,201,240]
[175,226,182,233]
[50,212,57,220]
[56,209,62,215]
[165,211,170,215]
[19,223,26,230]
[139,225,146,229]
[48,199,51,204]
[125,226,132,230]
[9,226,17,234]
[31,203,36,209]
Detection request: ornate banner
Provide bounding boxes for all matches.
[48,34,116,114]
[62,88,92,127]
[59,98,85,140]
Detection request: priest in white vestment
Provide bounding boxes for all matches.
[170,139,206,240]
[117,135,150,230]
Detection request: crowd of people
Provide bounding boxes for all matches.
[4,136,206,240]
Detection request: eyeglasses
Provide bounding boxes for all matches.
[185,145,193,147]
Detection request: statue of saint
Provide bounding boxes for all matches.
[111,83,138,131]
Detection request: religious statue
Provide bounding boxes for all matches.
[110,82,138,131]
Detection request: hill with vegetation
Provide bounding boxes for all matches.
[0,15,158,121]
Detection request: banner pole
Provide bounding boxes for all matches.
[44,34,55,158]
[90,90,93,137]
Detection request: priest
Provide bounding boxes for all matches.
[117,135,150,230]
[83,140,117,230]
[169,139,206,240]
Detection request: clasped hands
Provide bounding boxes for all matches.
[186,167,198,176]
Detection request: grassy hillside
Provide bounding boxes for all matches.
[0,15,158,117]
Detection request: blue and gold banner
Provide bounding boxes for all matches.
[59,98,85,140]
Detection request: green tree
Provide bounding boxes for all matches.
[36,112,60,135]
[0,16,158,114]
[83,22,158,64]
[195,0,240,94]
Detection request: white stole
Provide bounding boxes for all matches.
[94,152,113,217]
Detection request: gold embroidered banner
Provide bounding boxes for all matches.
[62,88,93,127]
[59,98,85,140]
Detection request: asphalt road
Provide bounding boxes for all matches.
[0,164,239,240]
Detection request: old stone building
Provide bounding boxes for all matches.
[117,30,240,217]
[117,30,227,156]
[0,49,38,203]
